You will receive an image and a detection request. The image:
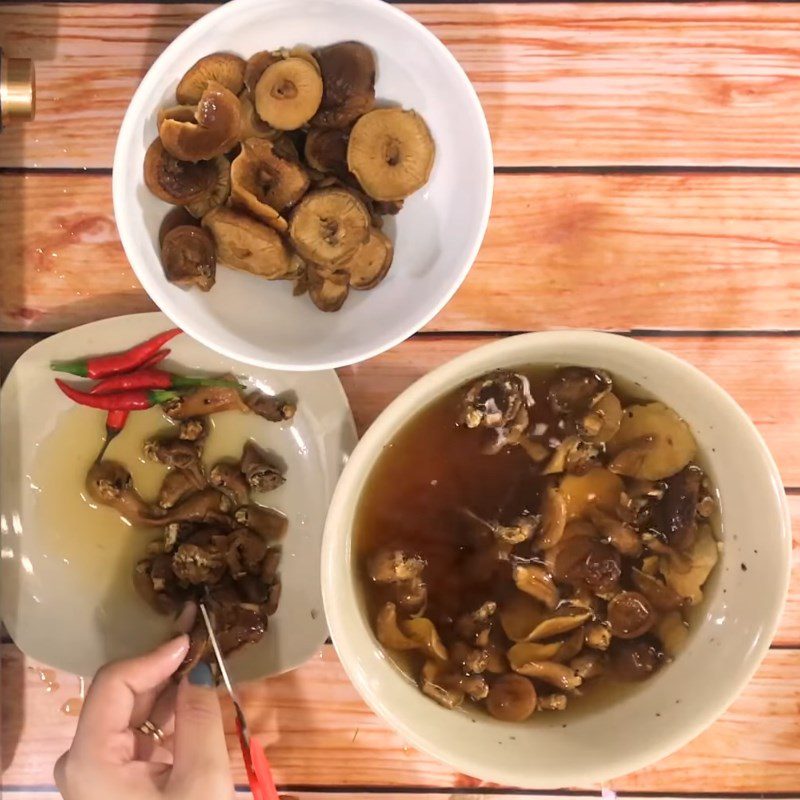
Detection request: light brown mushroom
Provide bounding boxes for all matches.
[347,108,435,201]
[419,660,464,709]
[209,462,250,507]
[607,591,656,639]
[239,92,278,140]
[376,602,417,650]
[311,42,375,129]
[486,674,537,721]
[537,693,568,712]
[512,660,582,692]
[542,436,600,476]
[289,187,370,266]
[400,617,449,661]
[159,488,231,526]
[186,156,231,218]
[584,622,612,651]
[610,638,663,682]
[176,53,246,104]
[254,57,323,130]
[241,441,285,492]
[660,524,719,605]
[86,461,164,526]
[160,82,241,163]
[245,391,296,422]
[559,467,623,521]
[582,392,623,444]
[231,138,309,219]
[244,51,280,95]
[144,138,216,205]
[162,385,249,419]
[202,206,294,279]
[631,568,684,612]
[570,651,605,680]
[512,564,559,610]
[607,402,697,481]
[368,549,425,584]
[307,266,350,312]
[160,224,216,291]
[144,437,205,488]
[589,509,642,558]
[235,504,288,542]
[156,470,198,510]
[339,226,394,290]
[655,611,689,657]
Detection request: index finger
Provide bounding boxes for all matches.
[72,636,189,758]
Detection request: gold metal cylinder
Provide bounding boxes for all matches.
[0,51,36,126]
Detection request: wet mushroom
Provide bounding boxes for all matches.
[245,391,296,422]
[239,92,278,141]
[347,108,435,201]
[450,641,489,674]
[537,694,568,712]
[172,542,226,585]
[304,127,350,177]
[178,417,209,443]
[585,623,612,650]
[244,51,280,95]
[400,617,449,661]
[542,436,600,476]
[311,42,375,129]
[159,207,197,246]
[454,601,497,646]
[375,602,417,651]
[176,53,246,104]
[653,466,703,551]
[582,392,623,444]
[144,138,216,205]
[655,611,689,657]
[559,467,623,521]
[234,504,288,542]
[209,462,250,507]
[341,227,393,290]
[570,651,605,680]
[176,620,212,679]
[512,564,559,610]
[419,660,464,709]
[260,547,281,584]
[202,206,295,279]
[186,156,231,219]
[547,367,611,416]
[156,469,199,510]
[160,82,241,163]
[226,528,268,578]
[241,441,286,492]
[511,660,582,692]
[289,187,370,266]
[607,591,656,639]
[144,437,205,488]
[254,57,323,130]
[537,485,567,548]
[158,105,198,127]
[159,488,232,525]
[86,461,164,526]
[368,549,425,584]
[631,568,684,612]
[160,224,216,292]
[162,385,250,419]
[461,371,533,436]
[230,138,310,218]
[610,638,663,681]
[307,266,349,312]
[660,525,719,605]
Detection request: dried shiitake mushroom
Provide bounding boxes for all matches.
[186,156,231,218]
[254,57,323,130]
[160,224,216,291]
[239,93,278,141]
[231,138,310,216]
[304,127,350,177]
[176,53,246,104]
[289,187,370,266]
[244,51,280,95]
[311,42,375,129]
[342,226,393,290]
[308,266,349,312]
[347,108,435,201]
[202,206,294,279]
[160,81,241,162]
[144,139,216,205]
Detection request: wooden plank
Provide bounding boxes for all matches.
[3,4,800,168]
[3,643,800,791]
[3,172,800,332]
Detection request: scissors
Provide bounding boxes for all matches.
[199,602,280,800]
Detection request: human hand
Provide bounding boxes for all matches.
[55,636,234,800]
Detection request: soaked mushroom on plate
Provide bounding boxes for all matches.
[143,42,433,311]
[358,366,720,719]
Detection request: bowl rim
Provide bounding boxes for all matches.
[321,329,792,787]
[112,0,494,371]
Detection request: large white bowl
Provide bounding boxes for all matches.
[113,0,492,371]
[321,331,791,788]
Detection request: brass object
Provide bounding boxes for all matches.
[0,50,35,128]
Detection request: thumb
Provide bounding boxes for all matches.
[170,662,231,787]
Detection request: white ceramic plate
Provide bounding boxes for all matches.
[1,312,356,680]
[113,0,493,371]
[322,331,791,787]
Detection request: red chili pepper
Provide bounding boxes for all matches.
[50,329,181,379]
[96,408,130,462]
[140,349,170,369]
[56,379,178,411]
[90,370,241,395]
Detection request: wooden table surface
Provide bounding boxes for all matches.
[2,1,800,797]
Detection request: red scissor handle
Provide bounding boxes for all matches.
[235,717,279,800]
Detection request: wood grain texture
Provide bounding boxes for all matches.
[3,4,800,167]
[3,643,800,791]
[3,172,800,332]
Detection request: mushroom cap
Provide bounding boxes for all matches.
[304,126,351,177]
[161,224,216,291]
[311,42,376,129]
[254,57,323,131]
[607,591,656,639]
[186,155,231,218]
[341,226,393,290]
[176,52,246,104]
[144,138,216,205]
[289,187,370,266]
[160,81,241,163]
[347,108,435,201]
[202,206,294,279]
[308,266,350,312]
[159,206,198,246]
[244,50,280,95]
[231,138,310,216]
[238,92,279,141]
[157,104,198,127]
[486,674,537,722]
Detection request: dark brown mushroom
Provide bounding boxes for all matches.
[260,547,281,584]
[462,371,532,436]
[178,417,210,443]
[607,591,656,639]
[547,367,612,415]
[304,127,351,177]
[653,466,703,551]
[86,461,164,526]
[245,390,296,422]
[160,81,241,163]
[241,441,285,492]
[237,574,270,604]
[244,50,280,95]
[368,549,426,584]
[172,542,226,585]
[553,535,621,597]
[156,470,199,510]
[307,266,349,312]
[264,580,282,616]
[144,437,205,488]
[234,505,288,542]
[144,138,216,205]
[225,528,268,579]
[610,637,664,681]
[162,386,250,419]
[159,488,232,525]
[176,53,246,105]
[209,462,250,507]
[486,674,537,722]
[311,42,375,129]
[160,225,216,292]
[631,568,685,612]
[159,206,197,246]
[214,603,267,655]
